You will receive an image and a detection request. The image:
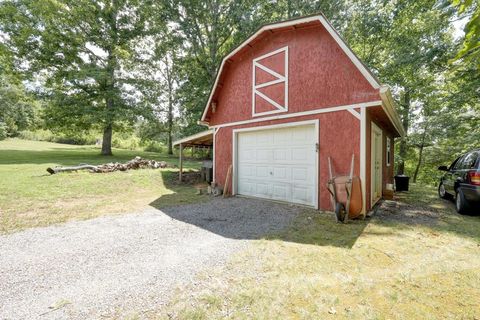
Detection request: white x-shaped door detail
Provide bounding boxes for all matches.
[252,46,289,117]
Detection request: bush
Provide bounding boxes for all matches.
[143,141,164,153]
[18,130,97,145]
[111,134,141,150]
[111,132,165,153]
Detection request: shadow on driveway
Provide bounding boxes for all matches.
[150,184,480,249]
[149,194,370,249]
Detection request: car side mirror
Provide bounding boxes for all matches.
[438,165,449,171]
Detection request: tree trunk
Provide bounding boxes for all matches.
[164,55,174,155]
[101,0,118,156]
[47,164,99,174]
[167,123,173,155]
[397,90,411,175]
[101,123,113,156]
[413,124,428,183]
[397,139,407,175]
[413,144,424,183]
[167,82,173,155]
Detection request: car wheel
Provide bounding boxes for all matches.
[335,203,346,223]
[438,182,448,199]
[455,189,470,214]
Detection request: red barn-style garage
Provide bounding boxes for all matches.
[199,14,405,214]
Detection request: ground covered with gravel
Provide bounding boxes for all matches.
[0,197,300,320]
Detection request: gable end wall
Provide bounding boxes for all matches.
[207,24,380,126]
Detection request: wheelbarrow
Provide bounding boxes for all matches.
[326,154,363,223]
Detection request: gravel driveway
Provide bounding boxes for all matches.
[0,197,300,319]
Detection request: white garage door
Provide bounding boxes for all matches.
[236,124,317,207]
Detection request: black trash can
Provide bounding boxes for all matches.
[394,175,410,192]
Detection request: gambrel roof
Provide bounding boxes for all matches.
[200,13,405,137]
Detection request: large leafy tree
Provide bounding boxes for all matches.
[166,0,257,135]
[136,33,183,155]
[0,0,166,155]
[343,0,457,175]
[169,0,348,135]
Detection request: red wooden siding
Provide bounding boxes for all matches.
[214,111,360,211]
[206,18,399,212]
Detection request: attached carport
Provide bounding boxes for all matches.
[173,130,214,181]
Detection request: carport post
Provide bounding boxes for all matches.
[179,143,183,182]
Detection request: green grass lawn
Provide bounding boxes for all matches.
[160,184,480,320]
[0,139,206,233]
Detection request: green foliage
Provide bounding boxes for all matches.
[0,71,39,138]
[18,128,168,153]
[18,130,98,145]
[142,141,164,153]
[0,0,168,154]
[0,122,7,140]
[111,132,141,150]
[451,0,480,66]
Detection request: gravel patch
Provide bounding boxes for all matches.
[374,199,445,226]
[0,197,300,319]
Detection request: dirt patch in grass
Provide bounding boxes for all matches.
[156,184,480,319]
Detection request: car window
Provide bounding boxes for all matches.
[451,156,463,170]
[461,152,479,170]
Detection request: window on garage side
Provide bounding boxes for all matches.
[386,137,391,167]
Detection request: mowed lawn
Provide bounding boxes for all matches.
[161,184,480,320]
[0,139,204,233]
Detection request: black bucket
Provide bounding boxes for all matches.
[394,175,410,192]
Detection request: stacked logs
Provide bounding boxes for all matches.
[47,156,168,174]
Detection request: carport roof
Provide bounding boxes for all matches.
[173,129,214,147]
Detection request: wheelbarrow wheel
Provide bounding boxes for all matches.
[335,203,346,223]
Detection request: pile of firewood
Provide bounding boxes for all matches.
[47,156,168,174]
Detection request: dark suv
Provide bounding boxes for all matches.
[438,150,480,214]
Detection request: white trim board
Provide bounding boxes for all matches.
[210,100,382,129]
[212,127,219,183]
[252,46,289,117]
[201,14,381,122]
[380,86,406,137]
[360,108,367,215]
[371,122,383,207]
[347,108,361,120]
[232,119,319,209]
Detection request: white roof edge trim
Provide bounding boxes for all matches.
[172,129,214,147]
[201,15,320,122]
[379,86,406,138]
[207,100,383,129]
[201,14,381,123]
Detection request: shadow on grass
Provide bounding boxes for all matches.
[268,211,370,248]
[148,170,210,209]
[0,148,200,169]
[373,184,480,243]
